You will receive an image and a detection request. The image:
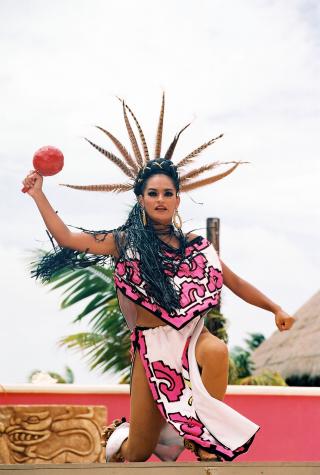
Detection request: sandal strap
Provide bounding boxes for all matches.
[184,438,223,462]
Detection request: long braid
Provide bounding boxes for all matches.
[34,158,188,314]
[113,204,186,315]
[113,158,187,314]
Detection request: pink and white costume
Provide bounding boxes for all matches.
[114,235,260,461]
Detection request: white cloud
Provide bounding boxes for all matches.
[0,0,319,382]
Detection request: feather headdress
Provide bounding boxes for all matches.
[60,93,245,193]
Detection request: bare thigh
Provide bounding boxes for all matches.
[124,349,165,461]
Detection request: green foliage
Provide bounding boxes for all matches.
[229,331,288,385]
[227,357,239,384]
[238,370,287,386]
[64,366,75,384]
[244,332,265,351]
[42,262,131,383]
[205,308,228,343]
[230,332,266,379]
[230,346,254,379]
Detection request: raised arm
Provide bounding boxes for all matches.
[221,259,296,332]
[22,170,118,257]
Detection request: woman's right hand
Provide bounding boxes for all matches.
[22,170,43,197]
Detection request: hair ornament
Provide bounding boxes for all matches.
[60,93,245,194]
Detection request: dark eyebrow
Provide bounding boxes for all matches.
[147,187,174,191]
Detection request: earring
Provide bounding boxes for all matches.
[173,209,182,229]
[141,207,147,226]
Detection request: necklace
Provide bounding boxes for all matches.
[147,220,175,236]
[147,221,179,248]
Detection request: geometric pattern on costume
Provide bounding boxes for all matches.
[114,236,223,330]
[117,234,260,461]
[130,318,260,461]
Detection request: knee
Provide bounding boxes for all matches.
[211,339,229,364]
[213,339,229,361]
[198,336,229,367]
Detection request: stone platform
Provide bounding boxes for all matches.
[0,462,319,475]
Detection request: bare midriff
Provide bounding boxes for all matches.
[124,233,198,329]
[133,235,185,328]
[135,304,168,327]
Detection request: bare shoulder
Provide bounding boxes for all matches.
[184,232,201,243]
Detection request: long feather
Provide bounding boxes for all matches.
[95,126,139,173]
[180,163,220,182]
[85,138,135,178]
[60,183,133,193]
[180,161,239,183]
[164,123,191,161]
[155,92,165,158]
[180,162,242,192]
[176,133,224,169]
[120,101,150,163]
[122,101,143,167]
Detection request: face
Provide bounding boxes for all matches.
[139,174,180,225]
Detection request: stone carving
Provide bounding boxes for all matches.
[0,405,106,464]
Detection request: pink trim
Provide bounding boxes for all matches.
[152,361,185,403]
[114,236,223,330]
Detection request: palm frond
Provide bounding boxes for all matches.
[38,260,132,382]
[59,331,130,381]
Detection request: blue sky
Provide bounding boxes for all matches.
[1,0,319,384]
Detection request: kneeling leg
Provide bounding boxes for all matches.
[120,351,165,462]
[195,328,229,401]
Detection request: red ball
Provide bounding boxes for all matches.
[33,146,64,176]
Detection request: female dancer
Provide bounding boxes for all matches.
[23,95,295,463]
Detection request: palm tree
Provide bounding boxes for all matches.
[32,249,233,384]
[230,346,254,379]
[42,262,131,383]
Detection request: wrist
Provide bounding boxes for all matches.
[270,304,282,314]
[31,190,45,201]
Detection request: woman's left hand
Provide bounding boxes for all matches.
[274,309,296,331]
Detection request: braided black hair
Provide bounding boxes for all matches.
[32,158,188,315]
[113,158,187,314]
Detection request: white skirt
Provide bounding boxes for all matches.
[130,317,260,461]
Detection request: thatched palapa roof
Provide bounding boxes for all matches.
[252,290,320,379]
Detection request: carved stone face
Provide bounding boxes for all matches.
[6,409,51,452]
[0,406,105,464]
